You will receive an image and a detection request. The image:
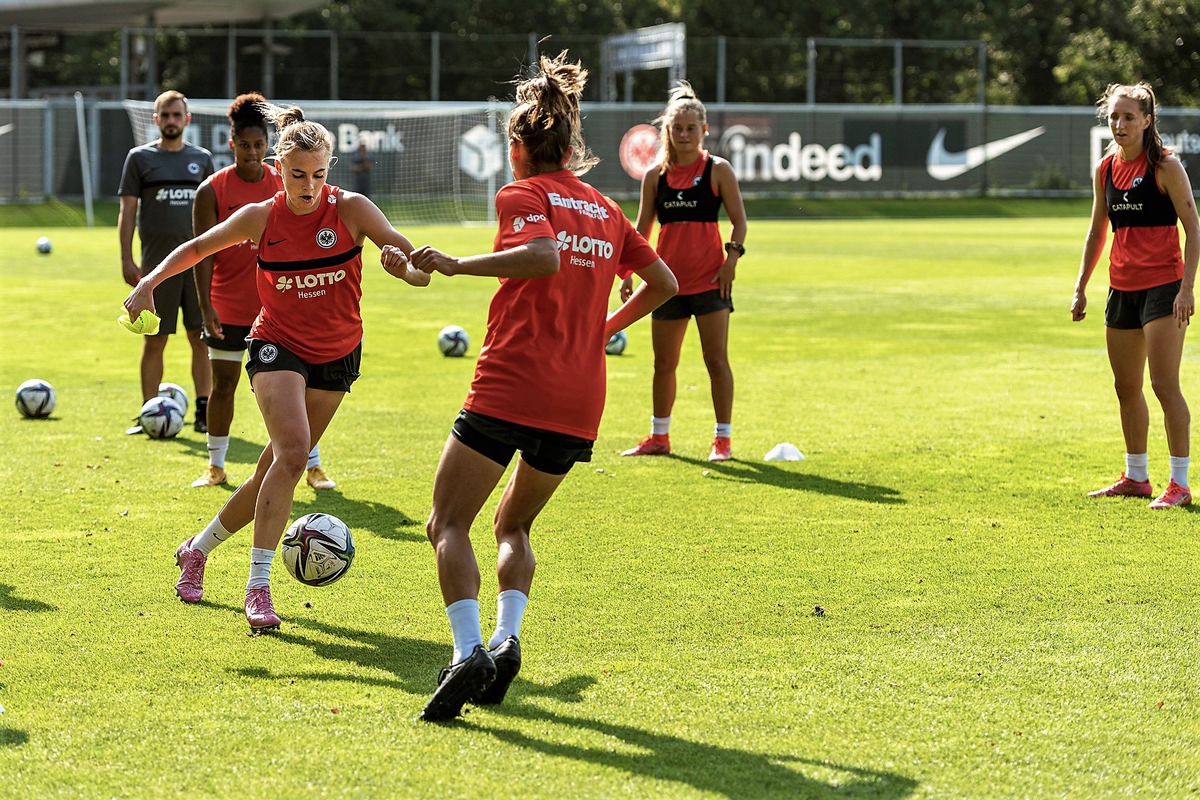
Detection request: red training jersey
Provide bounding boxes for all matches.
[251,185,364,363]
[207,163,283,325]
[651,151,725,296]
[465,170,659,440]
[1103,151,1183,291]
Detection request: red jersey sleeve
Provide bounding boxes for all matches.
[493,182,557,251]
[616,211,660,279]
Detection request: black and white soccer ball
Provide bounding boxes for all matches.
[15,379,55,418]
[282,513,356,587]
[605,330,628,356]
[438,325,469,357]
[157,382,189,417]
[139,397,185,439]
[36,236,52,255]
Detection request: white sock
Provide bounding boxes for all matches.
[1169,455,1190,488]
[307,445,321,470]
[1125,452,1150,482]
[488,589,529,649]
[207,434,230,469]
[192,513,235,556]
[247,547,274,589]
[715,422,732,439]
[446,598,483,663]
[651,415,671,436]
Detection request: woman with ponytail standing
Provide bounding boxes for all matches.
[619,82,747,463]
[382,51,677,721]
[125,102,430,630]
[1072,82,1199,508]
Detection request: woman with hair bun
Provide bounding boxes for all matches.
[190,93,337,493]
[619,81,747,463]
[1072,82,1199,509]
[125,101,430,631]
[382,50,677,721]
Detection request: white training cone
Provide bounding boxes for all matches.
[764,442,804,461]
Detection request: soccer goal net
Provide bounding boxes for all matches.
[123,100,511,226]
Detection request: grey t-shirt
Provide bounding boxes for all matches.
[118,141,214,267]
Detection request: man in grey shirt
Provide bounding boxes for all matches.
[118,90,215,434]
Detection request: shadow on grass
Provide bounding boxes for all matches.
[0,583,55,612]
[290,492,424,542]
[665,454,905,504]
[219,614,595,704]
[470,709,919,799]
[0,728,29,748]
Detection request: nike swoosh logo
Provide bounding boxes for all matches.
[927,126,1046,180]
[267,239,286,246]
[0,124,13,137]
[227,204,242,210]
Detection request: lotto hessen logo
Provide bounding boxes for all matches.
[274,270,347,292]
[556,231,613,269]
[155,188,196,203]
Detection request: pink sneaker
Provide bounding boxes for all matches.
[244,585,281,631]
[174,537,207,603]
[1087,473,1153,498]
[1149,479,1192,509]
[708,437,732,462]
[621,433,670,456]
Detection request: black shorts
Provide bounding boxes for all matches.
[652,288,734,321]
[153,270,203,335]
[246,339,361,393]
[451,409,593,476]
[1105,281,1182,329]
[203,323,253,352]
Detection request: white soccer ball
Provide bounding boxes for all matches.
[605,330,628,356]
[15,379,55,419]
[36,236,52,255]
[157,382,189,417]
[438,325,469,357]
[139,396,185,439]
[282,513,356,587]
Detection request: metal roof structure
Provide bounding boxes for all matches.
[0,0,327,28]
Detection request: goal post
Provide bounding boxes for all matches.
[122,99,511,226]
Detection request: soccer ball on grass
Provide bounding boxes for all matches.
[139,397,185,439]
[282,513,355,587]
[438,325,469,357]
[157,382,189,417]
[605,330,628,355]
[36,237,52,255]
[15,379,55,418]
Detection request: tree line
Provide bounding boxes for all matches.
[14,0,1200,107]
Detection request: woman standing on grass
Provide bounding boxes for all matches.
[190,92,337,493]
[124,102,430,631]
[619,81,747,463]
[381,51,677,722]
[1071,82,1198,509]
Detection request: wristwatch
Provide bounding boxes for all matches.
[724,241,745,256]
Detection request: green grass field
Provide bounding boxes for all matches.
[1,212,1197,799]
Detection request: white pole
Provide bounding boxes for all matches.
[74,92,94,228]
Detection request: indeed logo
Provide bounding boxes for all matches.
[338,123,405,154]
[548,192,610,220]
[718,125,882,182]
[274,270,348,293]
